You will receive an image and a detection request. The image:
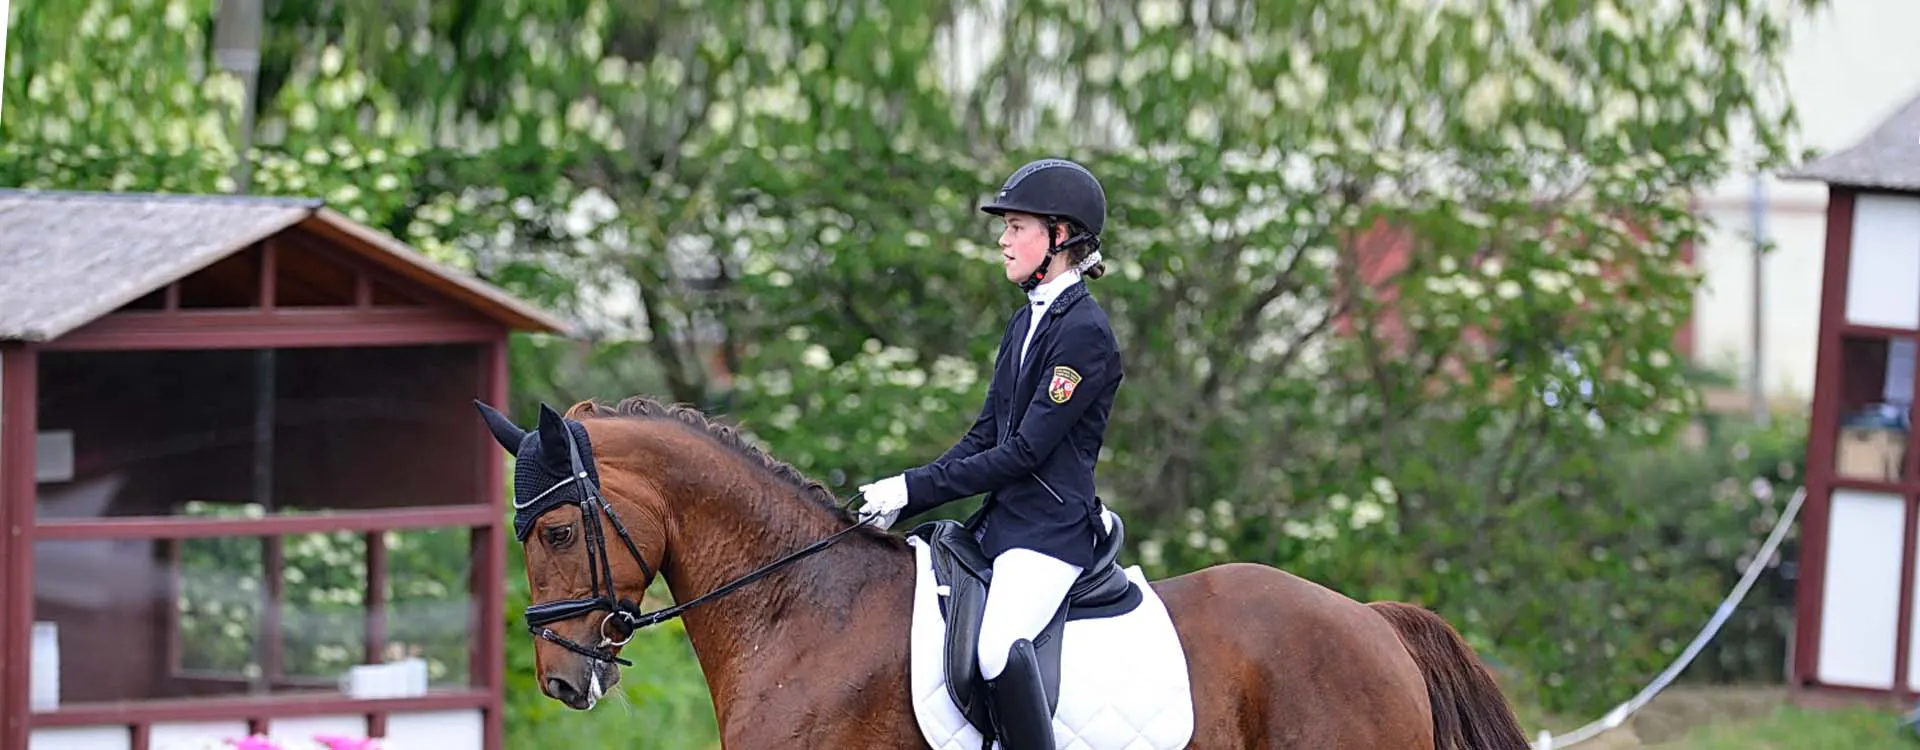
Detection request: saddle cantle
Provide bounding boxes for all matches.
[908,507,1142,738]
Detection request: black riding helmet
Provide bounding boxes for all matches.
[980,158,1107,291]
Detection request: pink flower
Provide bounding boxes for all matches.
[226,737,282,750]
[314,736,383,750]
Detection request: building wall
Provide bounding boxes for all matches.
[1692,0,1920,406]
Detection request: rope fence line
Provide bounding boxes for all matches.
[1529,486,1807,749]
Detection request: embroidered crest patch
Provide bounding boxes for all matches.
[1048,366,1082,404]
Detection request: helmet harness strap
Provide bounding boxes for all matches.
[1020,216,1092,293]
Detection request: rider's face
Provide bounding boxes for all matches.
[998,212,1063,284]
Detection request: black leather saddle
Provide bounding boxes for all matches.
[909,509,1143,738]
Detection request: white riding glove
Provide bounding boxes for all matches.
[857,474,909,528]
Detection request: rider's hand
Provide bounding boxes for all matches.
[857,474,909,528]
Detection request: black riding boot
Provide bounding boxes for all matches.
[986,639,1056,749]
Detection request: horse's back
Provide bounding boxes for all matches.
[1149,562,1436,749]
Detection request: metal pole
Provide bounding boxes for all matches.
[213,0,263,193]
[1750,172,1770,426]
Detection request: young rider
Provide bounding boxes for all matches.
[858,157,1123,749]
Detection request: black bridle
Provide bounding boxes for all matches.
[518,420,873,666]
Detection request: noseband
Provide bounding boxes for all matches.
[518,420,871,667]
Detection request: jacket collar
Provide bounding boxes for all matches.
[1026,268,1080,308]
[1039,279,1090,318]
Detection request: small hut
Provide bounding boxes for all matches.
[0,189,569,750]
[1785,90,1920,703]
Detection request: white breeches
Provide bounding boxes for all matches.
[978,548,1085,680]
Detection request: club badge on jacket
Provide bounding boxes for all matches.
[1048,365,1082,404]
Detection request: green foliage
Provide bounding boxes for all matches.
[0,0,244,191]
[175,503,475,690]
[500,517,720,750]
[1143,413,1809,715]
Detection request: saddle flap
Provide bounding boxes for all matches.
[912,520,997,732]
[911,519,1083,736]
[905,515,1199,750]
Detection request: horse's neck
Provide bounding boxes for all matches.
[624,434,910,698]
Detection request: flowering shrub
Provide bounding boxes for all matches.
[1137,411,1808,715]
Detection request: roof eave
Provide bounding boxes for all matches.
[2,205,315,343]
[301,209,575,336]
[1779,166,1920,193]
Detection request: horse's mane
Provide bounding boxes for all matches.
[564,395,898,541]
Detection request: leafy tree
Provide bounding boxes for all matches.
[0,0,245,191]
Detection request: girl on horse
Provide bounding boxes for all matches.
[858,157,1121,749]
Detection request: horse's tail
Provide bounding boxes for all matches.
[1369,601,1530,750]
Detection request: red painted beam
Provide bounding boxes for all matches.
[34,506,497,541]
[44,309,502,351]
[1,344,38,750]
[1898,495,1919,699]
[0,351,10,750]
[478,337,510,750]
[260,240,279,312]
[262,537,285,688]
[364,530,389,739]
[1794,188,1855,688]
[365,531,389,664]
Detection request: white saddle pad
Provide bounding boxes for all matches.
[907,533,1195,750]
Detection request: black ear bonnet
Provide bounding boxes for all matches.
[510,419,602,542]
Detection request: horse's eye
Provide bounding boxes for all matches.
[544,524,575,548]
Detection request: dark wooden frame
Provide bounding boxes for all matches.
[1793,186,1920,707]
[2,232,522,750]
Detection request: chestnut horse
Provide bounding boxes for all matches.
[476,396,1530,749]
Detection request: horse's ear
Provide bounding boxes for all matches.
[535,402,573,469]
[473,399,526,454]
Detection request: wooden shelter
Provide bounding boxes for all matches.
[0,189,570,750]
[1786,91,1920,703]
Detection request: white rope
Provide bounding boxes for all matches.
[1530,485,1806,749]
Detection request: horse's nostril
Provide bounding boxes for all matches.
[546,676,581,704]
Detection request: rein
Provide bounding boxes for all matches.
[520,420,873,667]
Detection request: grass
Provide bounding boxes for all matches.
[1664,705,1913,749]
[1520,689,1918,750]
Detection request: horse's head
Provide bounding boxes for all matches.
[474,399,664,711]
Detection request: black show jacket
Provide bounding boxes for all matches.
[902,280,1123,569]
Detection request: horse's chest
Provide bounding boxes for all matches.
[719,660,917,748]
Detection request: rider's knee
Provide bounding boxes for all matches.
[979,633,1012,680]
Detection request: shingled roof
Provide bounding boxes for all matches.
[1784,89,1920,191]
[0,189,572,342]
